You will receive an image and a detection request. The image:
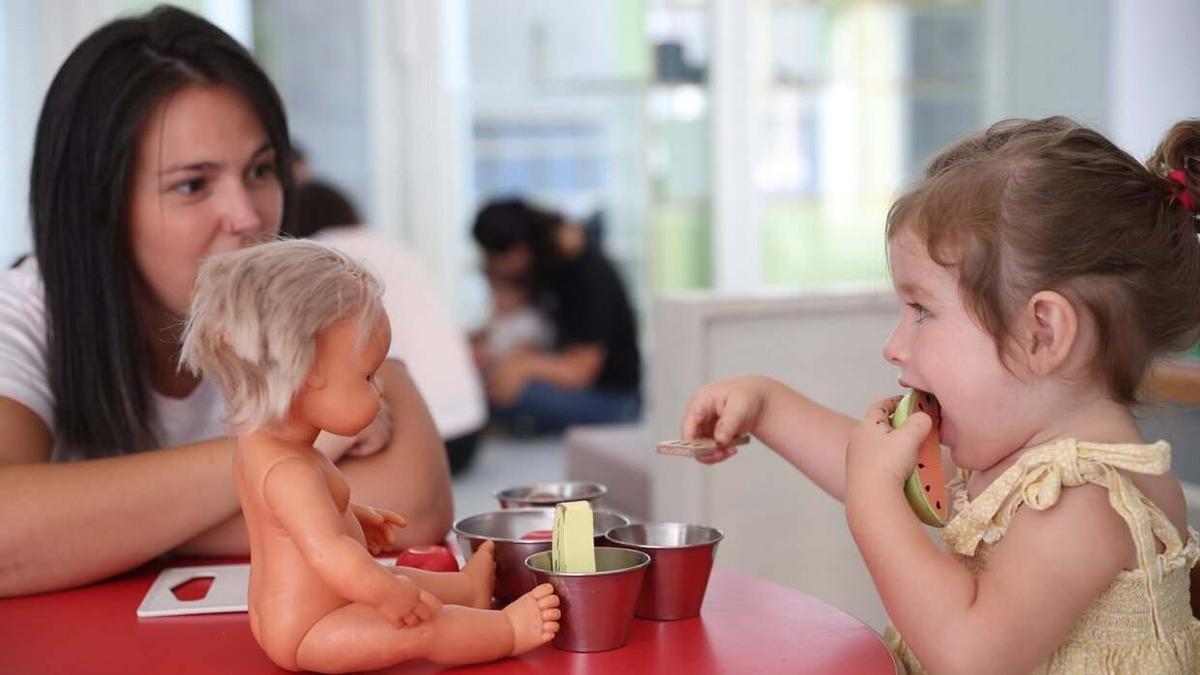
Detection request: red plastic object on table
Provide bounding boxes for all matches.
[395,545,460,572]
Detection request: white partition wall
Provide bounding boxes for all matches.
[647,290,901,629]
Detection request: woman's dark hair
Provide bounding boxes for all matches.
[281,181,361,239]
[30,5,294,456]
[471,198,565,294]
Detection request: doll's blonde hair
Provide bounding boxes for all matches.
[179,239,384,432]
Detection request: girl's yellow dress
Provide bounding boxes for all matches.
[885,439,1200,674]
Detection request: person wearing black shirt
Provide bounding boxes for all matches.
[473,198,641,434]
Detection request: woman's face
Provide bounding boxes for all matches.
[128,84,282,319]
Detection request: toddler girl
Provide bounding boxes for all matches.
[683,117,1200,673]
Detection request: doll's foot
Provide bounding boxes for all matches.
[503,583,560,656]
[461,540,497,608]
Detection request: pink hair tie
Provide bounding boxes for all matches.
[1167,168,1197,214]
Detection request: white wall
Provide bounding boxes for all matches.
[984,0,1200,161]
[254,0,371,216]
[364,0,473,326]
[984,0,1111,128]
[0,0,250,266]
[0,0,14,265]
[0,0,118,264]
[1109,0,1200,160]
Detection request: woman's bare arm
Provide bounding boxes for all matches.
[176,359,455,555]
[0,397,240,596]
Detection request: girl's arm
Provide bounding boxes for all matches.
[845,401,1131,674]
[177,359,454,555]
[681,375,858,500]
[0,397,242,596]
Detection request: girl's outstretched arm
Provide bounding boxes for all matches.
[681,375,858,500]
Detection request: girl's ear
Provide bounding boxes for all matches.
[1019,290,1079,376]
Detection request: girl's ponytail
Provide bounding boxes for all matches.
[1148,120,1200,223]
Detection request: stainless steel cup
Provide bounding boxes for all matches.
[525,547,650,652]
[493,481,607,509]
[452,508,630,602]
[605,523,723,620]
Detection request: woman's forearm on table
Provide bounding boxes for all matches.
[179,360,454,556]
[176,425,456,556]
[0,438,239,596]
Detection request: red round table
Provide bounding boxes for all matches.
[0,562,896,674]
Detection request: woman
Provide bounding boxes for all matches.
[0,6,452,596]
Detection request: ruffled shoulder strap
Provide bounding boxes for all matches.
[941,438,1178,638]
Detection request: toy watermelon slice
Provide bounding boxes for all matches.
[891,390,947,527]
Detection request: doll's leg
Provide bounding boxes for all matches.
[293,602,435,673]
[390,539,495,608]
[294,584,561,671]
[424,585,560,665]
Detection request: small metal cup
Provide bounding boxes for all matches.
[452,508,630,602]
[525,547,650,652]
[605,523,723,620]
[494,481,607,509]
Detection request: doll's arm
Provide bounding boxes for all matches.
[262,457,435,625]
[848,468,1130,674]
[351,503,407,555]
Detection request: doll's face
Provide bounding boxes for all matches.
[296,311,391,436]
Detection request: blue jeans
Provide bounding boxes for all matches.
[490,381,642,435]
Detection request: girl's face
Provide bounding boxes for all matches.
[883,230,1047,471]
[128,84,282,319]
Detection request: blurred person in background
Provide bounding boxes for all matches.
[472,198,641,435]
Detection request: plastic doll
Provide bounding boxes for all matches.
[180,240,560,672]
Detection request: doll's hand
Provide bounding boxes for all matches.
[378,576,442,627]
[680,376,767,464]
[314,397,393,462]
[844,396,932,496]
[352,503,407,555]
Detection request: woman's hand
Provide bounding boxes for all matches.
[680,376,769,465]
[486,356,530,406]
[314,397,393,462]
[844,396,931,498]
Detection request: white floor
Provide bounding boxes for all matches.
[450,434,566,523]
